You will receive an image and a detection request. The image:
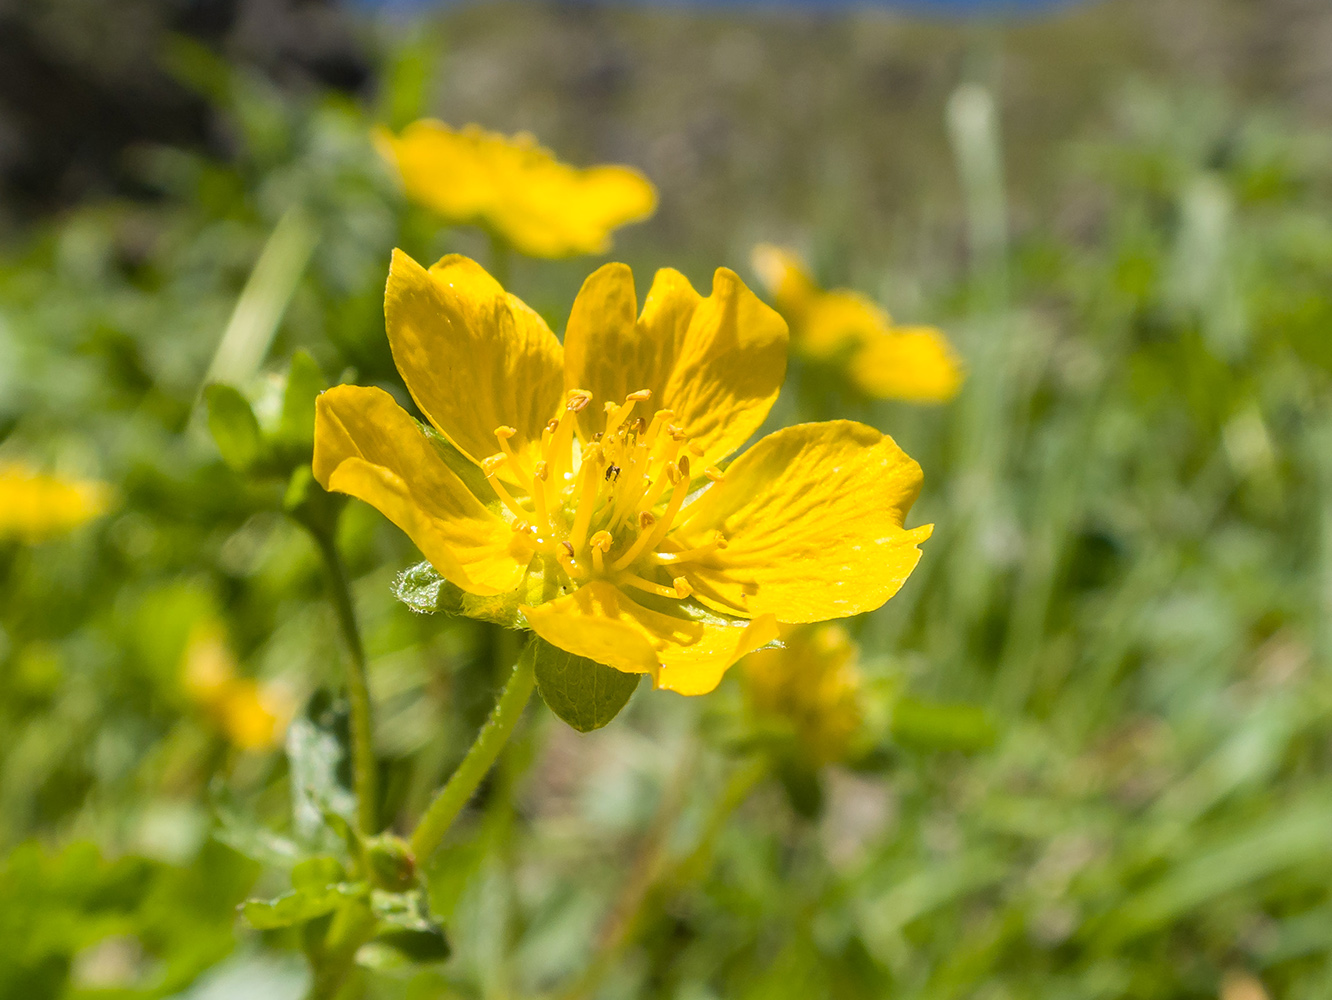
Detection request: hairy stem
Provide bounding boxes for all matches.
[312,528,378,837]
[410,638,537,861]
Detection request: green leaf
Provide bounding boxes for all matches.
[279,351,325,447]
[240,880,365,930]
[291,855,346,892]
[287,692,357,846]
[204,384,264,472]
[533,637,640,733]
[889,698,997,753]
[392,560,534,628]
[362,927,451,966]
[210,780,302,869]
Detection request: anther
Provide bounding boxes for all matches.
[688,443,705,457]
[561,541,575,558]
[593,432,604,443]
[566,389,592,413]
[705,466,725,482]
[677,455,691,480]
[638,510,656,529]
[535,461,549,481]
[545,419,560,434]
[673,577,693,599]
[495,426,517,440]
[630,416,647,436]
[627,389,652,402]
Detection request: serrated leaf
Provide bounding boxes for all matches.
[241,880,365,930]
[279,350,325,447]
[287,692,357,846]
[533,637,640,733]
[205,383,264,472]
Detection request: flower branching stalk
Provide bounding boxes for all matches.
[410,641,537,861]
[286,237,934,994]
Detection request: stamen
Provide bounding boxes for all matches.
[611,459,690,572]
[650,532,728,565]
[643,409,674,449]
[672,577,693,599]
[621,573,686,599]
[604,389,652,441]
[493,426,532,489]
[590,530,613,574]
[705,466,725,483]
[483,456,529,521]
[567,444,604,550]
[638,436,683,511]
[532,461,551,530]
[556,539,581,579]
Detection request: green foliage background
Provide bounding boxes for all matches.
[5,2,1332,998]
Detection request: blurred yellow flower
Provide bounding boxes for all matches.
[375,120,657,259]
[751,244,963,403]
[741,624,864,765]
[183,623,294,752]
[0,462,110,542]
[313,250,932,695]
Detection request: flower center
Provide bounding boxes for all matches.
[481,389,727,599]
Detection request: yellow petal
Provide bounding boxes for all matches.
[0,462,110,542]
[670,421,932,623]
[750,244,819,318]
[520,580,778,696]
[849,325,964,403]
[563,265,788,468]
[375,121,494,223]
[313,384,529,595]
[385,249,564,471]
[378,121,656,258]
[800,289,892,358]
[496,161,658,259]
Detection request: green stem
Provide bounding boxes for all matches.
[304,902,376,1000]
[409,638,537,861]
[312,528,378,837]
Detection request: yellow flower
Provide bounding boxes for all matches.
[313,250,932,695]
[183,622,294,751]
[376,121,657,259]
[741,624,863,766]
[0,462,110,542]
[751,244,963,403]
